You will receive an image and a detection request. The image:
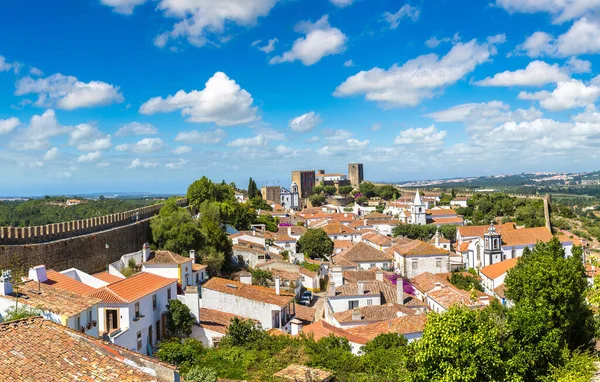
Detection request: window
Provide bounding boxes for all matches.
[137,331,142,351]
[75,315,80,330]
[87,309,92,323]
[436,259,442,268]
[370,263,376,269]
[348,300,359,310]
[152,294,157,311]
[412,261,418,270]
[367,299,373,306]
[167,288,172,301]
[135,302,140,319]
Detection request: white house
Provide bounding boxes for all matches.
[332,242,394,271]
[281,183,301,210]
[387,239,449,278]
[361,231,393,251]
[142,250,200,290]
[410,272,490,313]
[322,221,362,243]
[429,231,451,251]
[478,257,519,297]
[325,278,399,318]
[450,196,470,207]
[201,277,297,332]
[90,272,178,355]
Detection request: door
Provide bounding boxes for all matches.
[161,314,167,338]
[156,320,161,341]
[105,309,118,332]
[148,324,153,347]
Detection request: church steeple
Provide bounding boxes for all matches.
[413,189,423,206]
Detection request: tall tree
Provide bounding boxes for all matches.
[247,178,259,200]
[297,228,334,259]
[151,198,204,256]
[166,300,194,339]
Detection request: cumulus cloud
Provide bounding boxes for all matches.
[394,125,446,145]
[425,36,450,48]
[515,31,555,57]
[0,56,22,74]
[269,15,347,66]
[317,138,369,156]
[171,146,191,155]
[324,128,353,141]
[344,60,354,67]
[115,122,158,137]
[116,137,165,153]
[334,35,505,107]
[274,144,300,157]
[516,18,600,57]
[495,0,600,23]
[383,4,420,29]
[77,151,102,163]
[68,124,112,151]
[567,57,592,73]
[330,0,353,7]
[44,147,60,161]
[29,161,44,168]
[96,161,111,168]
[9,109,69,151]
[139,72,259,126]
[475,61,569,87]
[0,117,20,135]
[29,67,43,76]
[227,134,267,147]
[150,0,279,48]
[371,123,381,131]
[100,0,147,14]
[518,79,600,111]
[15,73,124,110]
[126,158,158,169]
[289,111,322,132]
[256,38,278,53]
[174,129,226,144]
[166,158,188,169]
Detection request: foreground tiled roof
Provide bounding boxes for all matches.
[145,250,192,265]
[294,304,317,323]
[322,221,359,235]
[200,308,248,334]
[333,303,417,324]
[334,280,396,304]
[334,240,354,250]
[501,227,554,246]
[92,271,124,284]
[274,364,333,382]
[44,269,97,295]
[299,267,318,278]
[346,314,428,341]
[90,272,176,304]
[479,258,519,280]
[192,263,208,271]
[0,317,170,381]
[334,242,393,263]
[2,279,101,317]
[302,320,367,345]
[458,223,515,238]
[203,277,294,307]
[426,209,457,216]
[410,272,448,294]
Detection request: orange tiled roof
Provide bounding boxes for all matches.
[390,240,448,257]
[192,263,208,271]
[346,314,427,341]
[479,258,519,280]
[333,303,417,324]
[501,227,554,246]
[0,318,172,381]
[91,271,124,284]
[362,232,393,246]
[90,272,176,304]
[410,272,448,294]
[203,277,294,307]
[364,212,390,220]
[458,223,515,237]
[429,217,464,225]
[44,270,98,296]
[334,240,354,249]
[494,283,506,298]
[335,280,397,304]
[145,250,192,265]
[348,220,371,229]
[200,308,249,334]
[426,209,457,216]
[334,242,393,263]
[295,304,317,323]
[302,320,368,344]
[299,267,318,278]
[427,284,486,309]
[322,221,359,235]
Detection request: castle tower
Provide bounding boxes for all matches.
[483,223,503,266]
[410,189,427,225]
[348,163,364,187]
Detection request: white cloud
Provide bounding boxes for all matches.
[115,122,158,137]
[0,56,22,74]
[316,138,369,157]
[96,161,111,168]
[306,136,320,143]
[425,36,450,48]
[0,117,20,135]
[227,134,267,147]
[77,151,102,163]
[126,158,158,169]
[518,79,600,111]
[172,145,192,155]
[475,61,569,87]
[29,67,43,76]
[116,137,165,153]
[57,171,72,179]
[9,109,69,151]
[151,0,279,48]
[495,0,600,23]
[335,35,505,107]
[395,125,446,145]
[516,18,600,57]
[139,72,259,126]
[269,15,347,66]
[383,4,420,29]
[68,124,112,151]
[166,158,188,169]
[15,73,124,110]
[256,38,278,53]
[567,57,592,73]
[289,111,322,132]
[274,144,300,157]
[330,0,353,7]
[371,123,381,131]
[44,147,60,161]
[346,139,370,149]
[344,60,354,67]
[100,0,147,14]
[174,129,226,143]
[29,161,44,168]
[324,128,353,141]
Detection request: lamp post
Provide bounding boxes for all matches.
[105,243,110,272]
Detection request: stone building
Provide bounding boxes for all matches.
[348,163,364,187]
[291,170,316,199]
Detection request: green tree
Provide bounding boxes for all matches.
[155,338,205,374]
[312,185,324,195]
[393,224,437,241]
[297,228,334,259]
[362,333,408,354]
[437,225,457,242]
[248,196,272,211]
[187,177,235,208]
[323,185,337,196]
[247,178,260,200]
[198,201,233,269]
[166,300,195,339]
[359,182,376,198]
[338,185,353,196]
[309,194,326,207]
[151,198,204,256]
[250,268,273,287]
[221,318,266,347]
[355,195,368,206]
[375,185,397,200]
[1,305,40,322]
[185,366,218,382]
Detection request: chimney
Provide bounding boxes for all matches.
[357,281,365,295]
[352,308,361,321]
[397,279,404,305]
[287,226,292,236]
[189,250,196,261]
[142,243,151,262]
[0,270,13,296]
[328,281,336,297]
[376,271,384,282]
[290,318,303,336]
[240,272,252,285]
[252,229,256,236]
[331,266,343,287]
[28,265,47,283]
[435,231,440,247]
[275,276,281,295]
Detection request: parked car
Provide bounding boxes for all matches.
[298,291,313,306]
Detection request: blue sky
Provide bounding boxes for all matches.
[1,0,600,195]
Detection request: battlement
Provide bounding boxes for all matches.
[0,198,187,245]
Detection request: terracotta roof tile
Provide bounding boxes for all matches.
[294,304,317,323]
[92,271,124,284]
[334,280,396,304]
[200,308,250,334]
[362,232,393,246]
[494,283,506,298]
[390,240,448,257]
[90,272,176,304]
[458,223,515,238]
[192,263,208,271]
[322,221,359,235]
[479,258,519,280]
[346,314,427,341]
[429,217,464,225]
[203,277,294,307]
[333,303,417,324]
[333,242,393,264]
[0,317,171,381]
[145,250,192,265]
[302,320,368,344]
[44,269,98,295]
[426,209,457,216]
[364,212,390,220]
[501,227,554,246]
